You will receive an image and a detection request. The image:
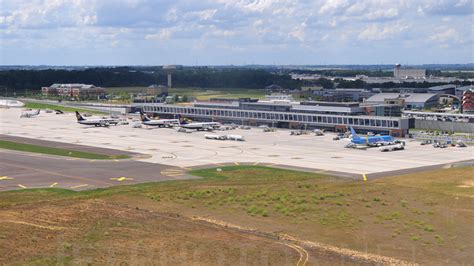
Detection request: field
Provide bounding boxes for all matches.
[106,87,266,100]
[24,102,106,115]
[0,140,130,160]
[0,166,472,264]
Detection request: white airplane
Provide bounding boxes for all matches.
[20,109,40,118]
[180,119,221,131]
[205,134,244,141]
[226,134,245,141]
[75,111,119,127]
[139,111,180,127]
[205,134,227,140]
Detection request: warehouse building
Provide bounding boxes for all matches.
[393,64,426,79]
[364,93,439,109]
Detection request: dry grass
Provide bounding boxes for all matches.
[0,166,472,264]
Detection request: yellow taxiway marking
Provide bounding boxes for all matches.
[161,171,184,175]
[0,176,14,180]
[163,173,183,177]
[161,169,184,172]
[110,177,134,182]
[49,182,58,188]
[66,158,78,161]
[234,162,240,165]
[89,160,96,163]
[253,161,260,165]
[113,159,119,162]
[70,184,88,189]
[18,184,27,189]
[363,174,367,182]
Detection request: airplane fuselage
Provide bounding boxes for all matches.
[352,135,394,146]
[142,119,180,127]
[78,119,119,127]
[181,122,221,130]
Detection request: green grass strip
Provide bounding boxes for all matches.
[0,140,130,160]
[24,102,106,115]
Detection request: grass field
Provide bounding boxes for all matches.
[106,87,266,100]
[24,102,106,114]
[0,166,472,264]
[0,140,130,160]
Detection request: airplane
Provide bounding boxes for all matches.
[179,119,221,131]
[20,109,40,118]
[205,134,245,141]
[226,134,245,141]
[349,127,394,146]
[139,111,180,127]
[75,111,119,127]
[205,134,227,140]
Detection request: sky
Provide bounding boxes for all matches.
[0,0,473,66]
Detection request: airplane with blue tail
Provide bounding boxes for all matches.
[350,127,394,146]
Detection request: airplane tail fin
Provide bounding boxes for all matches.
[36,109,40,115]
[179,117,191,125]
[75,111,85,121]
[350,127,359,139]
[139,111,150,122]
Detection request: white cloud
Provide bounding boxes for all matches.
[430,28,463,44]
[0,0,473,64]
[145,28,172,40]
[358,22,410,41]
[319,0,350,15]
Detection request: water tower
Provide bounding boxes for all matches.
[163,65,177,88]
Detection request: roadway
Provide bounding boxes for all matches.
[0,149,196,191]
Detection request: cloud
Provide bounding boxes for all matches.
[358,22,410,41]
[145,28,172,40]
[417,0,474,16]
[430,28,463,44]
[0,0,473,65]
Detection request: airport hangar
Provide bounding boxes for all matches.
[135,101,411,137]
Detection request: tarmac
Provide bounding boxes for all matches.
[1,108,473,191]
[0,149,195,191]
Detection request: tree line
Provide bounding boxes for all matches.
[0,67,301,94]
[1,66,471,96]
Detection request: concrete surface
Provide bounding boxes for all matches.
[0,149,194,191]
[1,108,472,177]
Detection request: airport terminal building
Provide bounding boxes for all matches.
[135,101,410,136]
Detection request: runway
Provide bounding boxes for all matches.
[0,149,195,191]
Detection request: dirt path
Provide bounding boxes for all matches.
[191,216,417,265]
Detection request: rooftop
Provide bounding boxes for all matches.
[365,93,438,103]
[428,84,456,91]
[291,104,361,113]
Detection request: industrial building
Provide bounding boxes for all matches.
[393,64,426,79]
[427,84,456,95]
[41,83,105,99]
[135,100,410,136]
[146,84,168,96]
[364,93,439,109]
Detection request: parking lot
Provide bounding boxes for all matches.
[1,108,473,179]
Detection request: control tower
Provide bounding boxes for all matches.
[163,65,177,88]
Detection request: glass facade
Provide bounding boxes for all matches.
[140,104,404,129]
